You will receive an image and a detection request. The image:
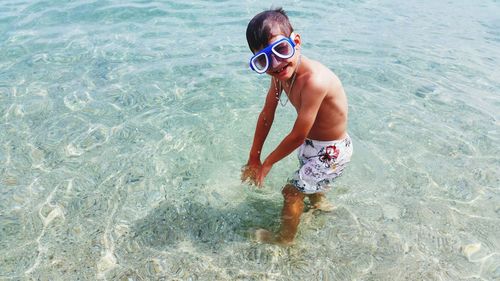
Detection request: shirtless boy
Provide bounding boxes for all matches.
[241,8,353,245]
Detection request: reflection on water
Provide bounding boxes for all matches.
[1,0,499,280]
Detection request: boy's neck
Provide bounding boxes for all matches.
[276,54,303,85]
[287,55,302,86]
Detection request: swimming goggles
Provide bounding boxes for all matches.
[249,33,296,74]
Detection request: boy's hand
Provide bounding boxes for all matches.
[241,161,261,185]
[256,161,272,187]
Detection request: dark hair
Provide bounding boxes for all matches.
[246,7,294,53]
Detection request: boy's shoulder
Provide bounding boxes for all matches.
[301,58,341,93]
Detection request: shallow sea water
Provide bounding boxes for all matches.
[1,0,499,280]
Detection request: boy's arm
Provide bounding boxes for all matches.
[242,79,279,181]
[257,79,327,184]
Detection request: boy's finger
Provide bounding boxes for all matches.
[256,174,264,187]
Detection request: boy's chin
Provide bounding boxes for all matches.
[269,65,294,81]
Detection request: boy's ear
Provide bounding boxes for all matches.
[292,33,301,46]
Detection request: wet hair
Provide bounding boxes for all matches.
[246,7,294,53]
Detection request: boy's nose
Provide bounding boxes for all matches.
[270,54,281,68]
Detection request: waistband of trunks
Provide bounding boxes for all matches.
[305,134,350,146]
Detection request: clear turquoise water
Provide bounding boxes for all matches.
[1,0,499,280]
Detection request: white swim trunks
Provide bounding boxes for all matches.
[288,134,353,194]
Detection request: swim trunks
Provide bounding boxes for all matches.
[288,134,353,194]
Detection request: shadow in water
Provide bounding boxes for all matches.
[129,193,282,251]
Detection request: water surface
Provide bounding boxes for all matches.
[1,0,499,280]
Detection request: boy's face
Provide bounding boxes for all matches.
[254,26,301,81]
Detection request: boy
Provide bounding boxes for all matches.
[241,8,353,246]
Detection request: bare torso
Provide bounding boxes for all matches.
[280,56,348,141]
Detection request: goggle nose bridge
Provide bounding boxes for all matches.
[269,52,281,67]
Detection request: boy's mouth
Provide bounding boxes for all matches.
[273,63,290,75]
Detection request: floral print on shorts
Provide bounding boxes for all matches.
[288,135,353,194]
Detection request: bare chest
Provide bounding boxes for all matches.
[278,81,302,110]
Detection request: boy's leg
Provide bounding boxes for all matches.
[255,184,305,245]
[276,184,305,244]
[307,192,335,212]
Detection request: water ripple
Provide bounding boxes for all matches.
[1,0,499,280]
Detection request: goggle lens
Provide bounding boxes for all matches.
[272,41,294,58]
[252,53,268,72]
